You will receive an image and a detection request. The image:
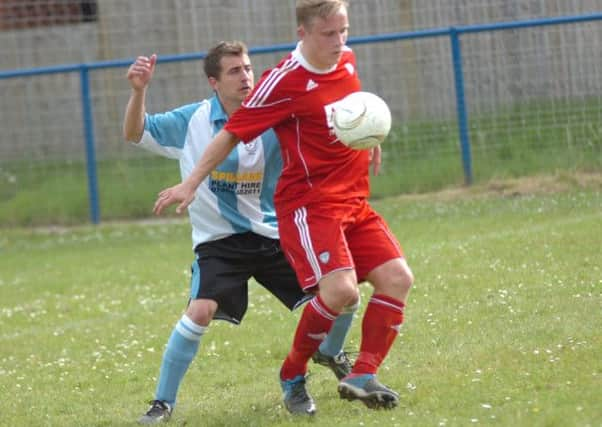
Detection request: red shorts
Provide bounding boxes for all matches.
[278,198,404,291]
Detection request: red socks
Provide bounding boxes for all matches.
[280,293,405,379]
[352,294,405,375]
[280,295,338,380]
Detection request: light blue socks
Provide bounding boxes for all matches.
[318,300,359,356]
[155,315,206,406]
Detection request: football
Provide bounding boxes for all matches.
[333,91,392,150]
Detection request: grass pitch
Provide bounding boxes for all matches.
[0,176,600,426]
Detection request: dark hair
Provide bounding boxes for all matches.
[203,41,248,79]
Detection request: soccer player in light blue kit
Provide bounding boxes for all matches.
[123,41,357,423]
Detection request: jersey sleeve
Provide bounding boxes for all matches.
[138,102,200,159]
[225,70,296,143]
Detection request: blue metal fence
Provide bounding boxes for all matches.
[1,13,601,224]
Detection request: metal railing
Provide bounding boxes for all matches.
[1,12,601,224]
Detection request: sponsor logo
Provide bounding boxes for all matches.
[209,170,263,195]
[324,99,347,138]
[306,79,319,91]
[243,140,258,154]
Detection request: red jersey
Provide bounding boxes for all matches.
[225,43,370,216]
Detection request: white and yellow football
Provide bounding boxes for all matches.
[333,91,392,150]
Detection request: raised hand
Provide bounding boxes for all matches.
[127,54,157,91]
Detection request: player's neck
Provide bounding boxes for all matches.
[299,42,332,71]
[217,96,240,117]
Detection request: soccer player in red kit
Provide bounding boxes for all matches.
[153,0,414,415]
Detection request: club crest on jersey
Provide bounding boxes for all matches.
[318,251,330,264]
[243,140,258,154]
[306,79,319,91]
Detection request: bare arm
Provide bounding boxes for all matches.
[153,129,240,215]
[123,54,157,143]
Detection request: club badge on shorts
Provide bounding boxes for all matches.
[318,251,330,264]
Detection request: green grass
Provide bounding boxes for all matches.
[1,182,600,426]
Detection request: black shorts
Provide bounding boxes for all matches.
[190,232,312,324]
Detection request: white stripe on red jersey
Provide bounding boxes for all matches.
[226,42,369,216]
[246,58,300,107]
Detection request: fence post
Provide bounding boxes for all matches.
[449,27,473,185]
[79,65,100,224]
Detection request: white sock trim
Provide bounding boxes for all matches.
[176,314,207,341]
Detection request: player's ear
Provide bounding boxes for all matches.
[297,25,305,39]
[207,76,218,91]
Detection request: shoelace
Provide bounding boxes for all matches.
[335,350,358,367]
[147,400,168,415]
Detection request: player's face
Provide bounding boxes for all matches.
[299,6,349,69]
[214,54,254,106]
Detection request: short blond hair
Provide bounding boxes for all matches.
[296,0,348,27]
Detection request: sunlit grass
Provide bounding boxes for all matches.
[1,182,600,426]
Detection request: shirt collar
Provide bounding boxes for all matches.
[209,94,228,124]
[292,41,338,74]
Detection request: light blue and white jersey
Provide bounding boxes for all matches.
[134,95,282,248]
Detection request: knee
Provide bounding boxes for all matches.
[339,283,360,307]
[369,259,414,300]
[388,262,413,297]
[320,277,359,311]
[186,299,217,326]
[398,263,414,293]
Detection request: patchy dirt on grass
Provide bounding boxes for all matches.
[393,171,602,202]
[8,172,602,234]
